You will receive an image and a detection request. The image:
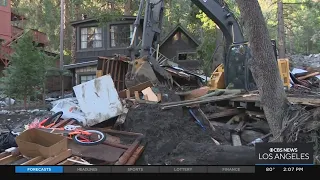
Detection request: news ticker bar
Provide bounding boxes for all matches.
[13,165,319,173]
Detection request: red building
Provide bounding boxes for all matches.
[0,0,49,74]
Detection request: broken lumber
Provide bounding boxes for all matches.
[231,94,320,107]
[297,72,320,80]
[160,94,241,110]
[118,81,153,98]
[227,113,248,124]
[246,110,265,119]
[207,108,243,119]
[198,108,216,131]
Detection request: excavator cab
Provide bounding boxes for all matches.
[225,42,256,91]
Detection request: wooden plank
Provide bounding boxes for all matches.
[57,156,79,165]
[157,94,162,102]
[118,81,153,98]
[297,72,319,80]
[0,155,22,165]
[37,149,72,165]
[52,119,69,128]
[0,152,10,159]
[207,108,242,119]
[102,59,106,75]
[126,145,145,165]
[117,62,122,92]
[10,157,29,165]
[198,108,216,131]
[232,94,320,106]
[134,91,140,100]
[126,90,130,98]
[105,59,110,76]
[21,156,44,165]
[246,110,265,119]
[114,60,119,91]
[161,94,241,110]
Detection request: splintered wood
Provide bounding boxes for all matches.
[0,149,77,165]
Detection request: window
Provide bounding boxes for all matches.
[173,32,189,44]
[110,24,133,48]
[80,27,102,49]
[79,74,95,84]
[178,52,197,61]
[0,0,7,6]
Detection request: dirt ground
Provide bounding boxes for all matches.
[0,111,52,131]
[124,86,255,165]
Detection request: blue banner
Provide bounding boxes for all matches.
[15,166,63,173]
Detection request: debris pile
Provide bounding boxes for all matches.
[290,54,320,68]
[124,87,256,165]
[290,68,320,91]
[1,66,320,166]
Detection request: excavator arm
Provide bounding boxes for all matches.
[125,0,173,88]
[191,0,244,45]
[126,0,271,90]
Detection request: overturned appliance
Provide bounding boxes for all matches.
[72,75,124,127]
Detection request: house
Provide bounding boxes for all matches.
[0,0,70,92]
[65,16,145,86]
[159,24,201,72]
[65,17,202,89]
[0,0,49,75]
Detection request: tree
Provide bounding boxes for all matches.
[234,0,289,140]
[1,33,53,109]
[277,0,285,58]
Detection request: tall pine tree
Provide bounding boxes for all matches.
[1,33,52,108]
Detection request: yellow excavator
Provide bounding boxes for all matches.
[118,0,291,91]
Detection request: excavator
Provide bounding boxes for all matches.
[124,0,290,91]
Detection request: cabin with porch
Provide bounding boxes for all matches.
[65,16,145,87]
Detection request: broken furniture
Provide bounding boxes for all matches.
[3,118,145,165]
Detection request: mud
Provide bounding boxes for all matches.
[124,86,253,165]
[0,111,52,131]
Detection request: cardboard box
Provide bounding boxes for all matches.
[15,128,67,158]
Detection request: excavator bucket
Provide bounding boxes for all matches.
[125,56,173,89]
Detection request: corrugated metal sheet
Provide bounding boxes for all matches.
[73,75,123,127]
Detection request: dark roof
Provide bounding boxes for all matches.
[159,24,200,47]
[11,12,26,21]
[70,15,143,26]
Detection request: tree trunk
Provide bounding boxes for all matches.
[64,0,71,52]
[212,27,224,70]
[277,0,286,58]
[24,95,27,110]
[234,0,288,140]
[71,2,80,64]
[109,1,115,10]
[124,0,132,16]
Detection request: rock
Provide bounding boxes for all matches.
[240,130,265,144]
[0,110,11,115]
[290,53,320,69]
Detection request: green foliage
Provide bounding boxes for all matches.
[1,34,54,100]
[11,0,320,64]
[94,10,123,27]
